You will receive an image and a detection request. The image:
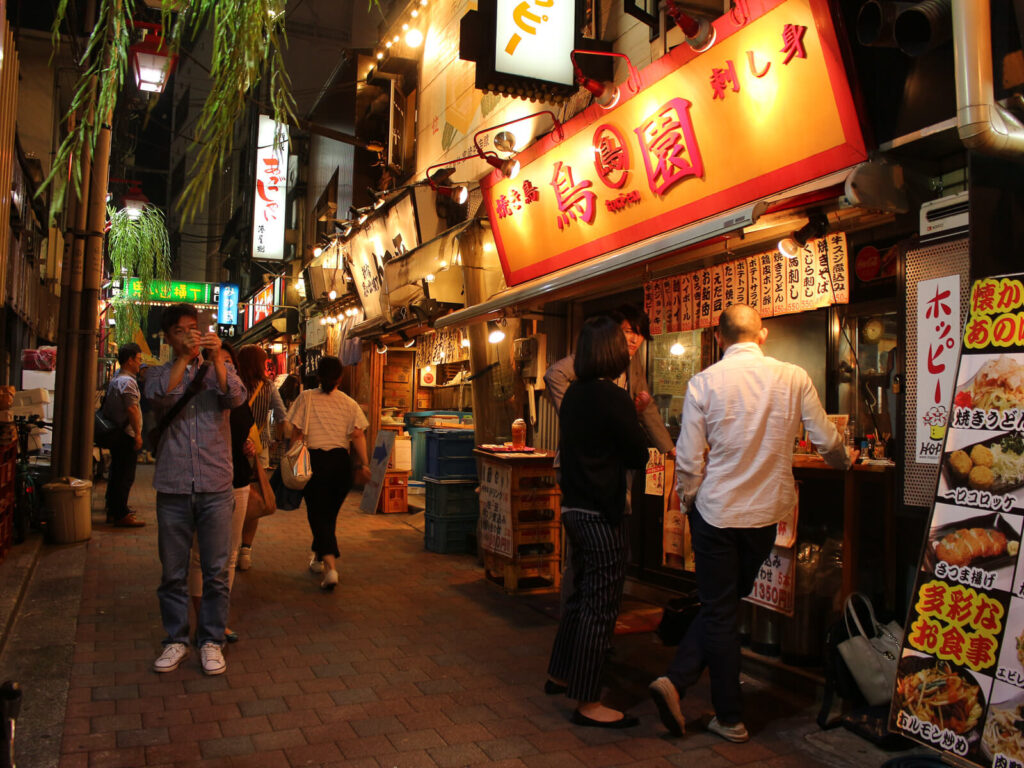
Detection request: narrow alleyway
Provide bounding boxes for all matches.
[0,466,899,767]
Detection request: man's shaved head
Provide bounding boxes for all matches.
[718,304,763,345]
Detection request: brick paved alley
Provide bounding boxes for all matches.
[0,465,900,767]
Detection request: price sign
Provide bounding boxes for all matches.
[744,545,795,617]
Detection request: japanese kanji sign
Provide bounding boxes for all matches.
[116,279,214,305]
[482,0,866,286]
[642,234,847,333]
[479,462,513,558]
[915,275,961,464]
[892,271,1024,766]
[252,115,289,261]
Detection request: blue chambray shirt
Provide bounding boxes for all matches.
[144,358,247,494]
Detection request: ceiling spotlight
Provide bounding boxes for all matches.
[431,181,468,204]
[375,341,388,354]
[778,213,829,259]
[404,337,416,348]
[405,28,423,47]
[488,322,506,344]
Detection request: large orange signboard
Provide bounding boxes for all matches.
[481,0,867,286]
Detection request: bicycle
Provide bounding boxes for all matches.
[12,416,51,543]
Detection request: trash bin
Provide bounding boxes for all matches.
[42,477,92,544]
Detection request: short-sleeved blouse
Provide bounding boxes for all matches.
[286,388,368,450]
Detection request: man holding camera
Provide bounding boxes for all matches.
[144,304,246,676]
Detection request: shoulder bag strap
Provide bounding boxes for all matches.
[156,361,211,433]
[247,381,264,409]
[843,592,874,639]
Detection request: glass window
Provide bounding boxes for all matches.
[838,311,899,442]
[647,330,703,437]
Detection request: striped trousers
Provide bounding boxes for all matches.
[547,507,629,702]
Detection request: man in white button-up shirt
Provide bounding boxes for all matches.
[649,304,853,743]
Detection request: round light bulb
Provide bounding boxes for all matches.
[405,28,423,47]
[670,343,685,356]
[328,290,337,300]
[386,41,392,48]
[320,318,327,325]
[488,328,506,344]
[460,338,470,348]
[411,9,419,17]
[376,51,384,60]
[402,22,409,30]
[424,273,435,283]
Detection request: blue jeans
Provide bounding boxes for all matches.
[156,490,234,647]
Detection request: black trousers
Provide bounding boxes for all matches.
[302,448,352,559]
[547,507,629,702]
[105,431,138,520]
[666,505,776,725]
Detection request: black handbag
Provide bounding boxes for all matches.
[94,409,119,447]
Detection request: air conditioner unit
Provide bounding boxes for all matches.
[919,191,969,245]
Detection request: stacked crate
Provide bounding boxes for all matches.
[423,429,478,554]
[482,460,561,595]
[0,441,16,560]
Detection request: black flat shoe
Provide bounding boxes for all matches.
[571,710,639,729]
[544,680,567,695]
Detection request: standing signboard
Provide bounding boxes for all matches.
[360,431,396,514]
[479,461,513,558]
[891,272,1024,766]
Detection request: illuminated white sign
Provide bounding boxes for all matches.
[494,0,575,86]
[252,115,289,261]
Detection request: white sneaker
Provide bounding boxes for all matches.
[649,677,685,736]
[308,555,325,574]
[321,569,339,591]
[200,642,227,675]
[237,546,253,571]
[153,643,188,673]
[707,716,749,743]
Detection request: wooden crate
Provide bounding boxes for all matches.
[484,551,560,594]
[512,522,560,558]
[377,470,409,514]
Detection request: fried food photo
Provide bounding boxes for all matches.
[935,527,1008,567]
[949,450,972,482]
[895,660,982,735]
[970,444,995,468]
[969,465,996,491]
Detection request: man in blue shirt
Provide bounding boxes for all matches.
[144,304,246,676]
[101,343,145,527]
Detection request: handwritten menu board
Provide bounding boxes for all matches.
[643,234,849,332]
[478,462,513,558]
[891,273,1024,766]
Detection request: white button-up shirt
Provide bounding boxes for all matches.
[676,342,849,529]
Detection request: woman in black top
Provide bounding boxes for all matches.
[546,316,648,728]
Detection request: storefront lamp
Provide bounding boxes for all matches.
[405,28,423,47]
[570,50,641,109]
[460,337,470,348]
[777,213,829,259]
[120,182,149,220]
[130,23,177,94]
[670,343,685,356]
[664,0,716,51]
[375,341,388,354]
[487,321,507,344]
[328,289,337,300]
[474,111,564,180]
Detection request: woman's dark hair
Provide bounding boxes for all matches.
[237,345,268,393]
[220,340,239,370]
[160,303,199,335]
[317,356,343,393]
[278,373,300,407]
[573,316,630,381]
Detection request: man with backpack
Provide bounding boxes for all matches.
[101,343,145,527]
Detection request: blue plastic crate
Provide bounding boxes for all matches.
[424,477,478,517]
[424,511,478,554]
[425,430,477,479]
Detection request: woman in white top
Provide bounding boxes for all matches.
[286,356,371,590]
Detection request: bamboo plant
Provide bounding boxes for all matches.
[106,204,172,346]
[44,0,297,223]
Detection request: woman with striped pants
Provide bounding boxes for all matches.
[546,316,649,728]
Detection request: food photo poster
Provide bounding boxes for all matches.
[892,273,1024,766]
